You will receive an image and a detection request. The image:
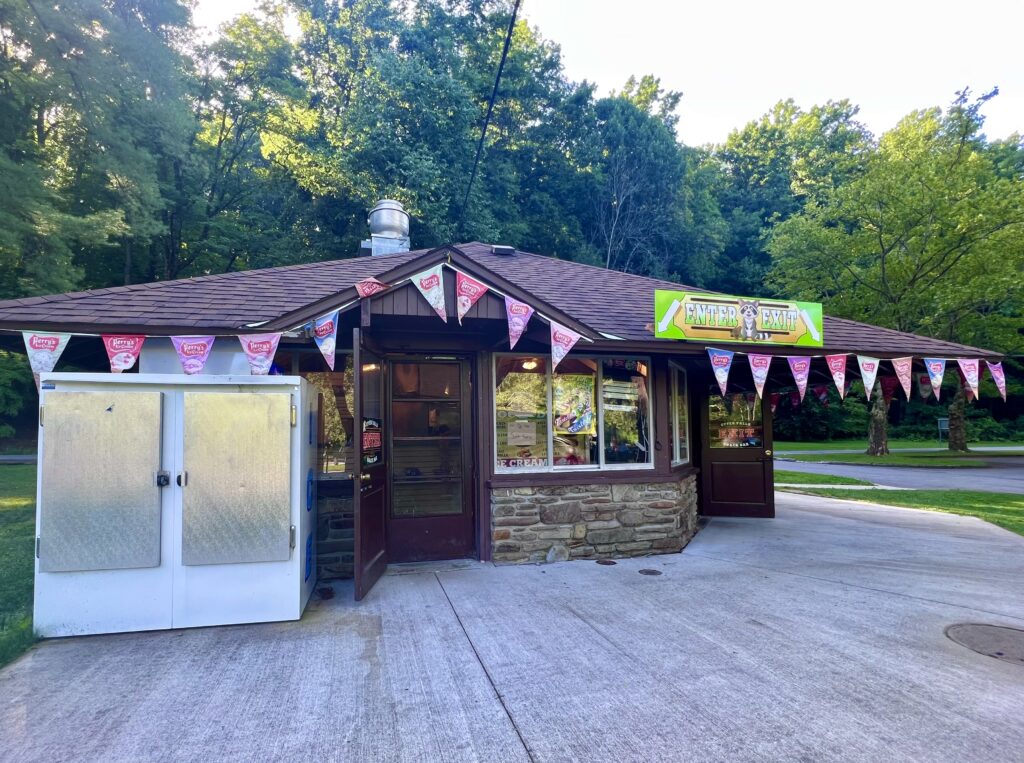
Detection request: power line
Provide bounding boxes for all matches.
[458,0,522,239]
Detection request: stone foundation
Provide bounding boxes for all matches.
[490,475,698,563]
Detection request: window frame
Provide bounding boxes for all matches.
[669,362,691,467]
[492,352,655,474]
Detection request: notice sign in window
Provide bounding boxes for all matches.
[654,290,823,347]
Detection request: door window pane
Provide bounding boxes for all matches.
[495,356,550,469]
[673,367,689,464]
[393,362,459,398]
[709,393,763,448]
[553,358,598,466]
[602,359,651,464]
[302,354,355,476]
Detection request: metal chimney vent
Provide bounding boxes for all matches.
[361,199,411,256]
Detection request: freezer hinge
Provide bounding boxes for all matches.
[290,405,297,427]
[39,406,43,427]
[35,537,40,559]
[289,525,297,549]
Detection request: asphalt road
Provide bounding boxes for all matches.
[3,494,1023,762]
[776,456,1024,494]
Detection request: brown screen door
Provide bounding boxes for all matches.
[387,357,475,562]
[353,329,388,600]
[700,389,774,517]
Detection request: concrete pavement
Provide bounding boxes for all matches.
[2,493,1023,762]
[775,456,1024,493]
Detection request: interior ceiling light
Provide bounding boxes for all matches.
[521,359,538,370]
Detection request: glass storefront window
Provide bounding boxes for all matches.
[493,354,653,472]
[553,359,598,466]
[495,356,550,469]
[709,393,763,448]
[601,358,651,465]
[671,365,689,464]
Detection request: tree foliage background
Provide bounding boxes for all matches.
[0,0,1021,438]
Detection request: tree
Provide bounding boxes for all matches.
[768,90,1024,453]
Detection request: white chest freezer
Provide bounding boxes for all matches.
[33,373,318,637]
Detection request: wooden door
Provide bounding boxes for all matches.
[700,389,775,517]
[353,329,388,600]
[386,357,475,562]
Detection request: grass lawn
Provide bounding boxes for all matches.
[781,450,1024,467]
[774,469,871,486]
[775,439,1024,452]
[791,488,1024,537]
[0,464,36,667]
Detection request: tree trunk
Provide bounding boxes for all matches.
[866,381,890,456]
[947,384,968,452]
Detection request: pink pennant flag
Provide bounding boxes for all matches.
[102,335,145,373]
[171,336,215,375]
[22,332,71,389]
[550,323,582,370]
[355,277,388,298]
[312,310,339,370]
[857,356,880,400]
[789,390,802,407]
[748,354,772,399]
[892,357,914,400]
[412,264,447,321]
[455,272,488,324]
[825,354,847,400]
[986,361,1007,402]
[880,376,900,405]
[504,296,535,350]
[707,348,735,396]
[786,356,811,403]
[923,358,946,401]
[916,373,932,400]
[812,384,830,407]
[238,333,282,375]
[957,359,980,400]
[770,392,781,414]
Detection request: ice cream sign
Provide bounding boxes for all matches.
[654,290,824,348]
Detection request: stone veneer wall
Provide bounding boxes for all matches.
[491,474,698,563]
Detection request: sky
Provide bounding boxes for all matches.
[193,0,1024,146]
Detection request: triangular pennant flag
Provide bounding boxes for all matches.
[455,271,488,325]
[825,354,847,400]
[857,356,880,400]
[748,354,772,399]
[923,358,946,401]
[812,384,830,407]
[312,310,340,370]
[789,390,802,407]
[916,373,932,400]
[355,277,388,298]
[786,356,810,402]
[23,332,71,389]
[102,334,145,373]
[892,357,913,400]
[957,358,980,400]
[707,348,734,396]
[412,264,447,321]
[986,361,1007,402]
[770,392,781,414]
[550,323,582,370]
[880,376,900,405]
[238,333,282,375]
[504,296,535,350]
[171,336,215,375]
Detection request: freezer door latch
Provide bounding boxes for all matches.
[289,525,297,549]
[35,537,40,559]
[156,471,171,488]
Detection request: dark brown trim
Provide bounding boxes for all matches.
[475,351,493,561]
[487,466,697,489]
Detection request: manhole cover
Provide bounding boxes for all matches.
[596,559,617,566]
[946,623,1024,665]
[638,569,662,576]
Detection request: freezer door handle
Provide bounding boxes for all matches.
[176,471,188,487]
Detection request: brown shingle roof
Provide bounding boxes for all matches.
[0,242,997,358]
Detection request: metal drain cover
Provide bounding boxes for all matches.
[596,559,617,566]
[638,569,662,576]
[946,623,1024,665]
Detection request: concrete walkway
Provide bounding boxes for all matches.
[2,494,1023,762]
[775,456,1024,493]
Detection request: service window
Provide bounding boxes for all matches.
[493,354,653,472]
